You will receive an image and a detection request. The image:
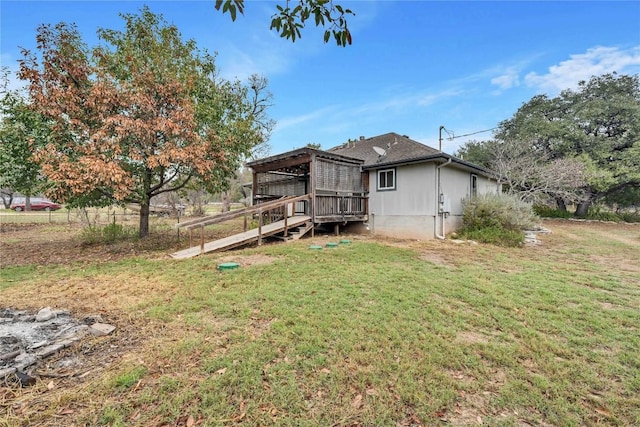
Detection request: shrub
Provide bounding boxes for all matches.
[458,194,537,247]
[81,223,138,244]
[458,226,525,247]
[619,211,640,223]
[462,193,538,232]
[533,204,574,218]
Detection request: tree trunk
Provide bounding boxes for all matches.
[221,190,231,213]
[0,195,10,209]
[139,202,150,238]
[575,200,591,217]
[25,195,32,212]
[555,197,567,212]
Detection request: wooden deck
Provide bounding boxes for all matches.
[170,215,311,259]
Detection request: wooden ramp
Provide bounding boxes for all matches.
[170,215,312,259]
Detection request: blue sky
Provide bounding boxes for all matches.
[2,1,639,155]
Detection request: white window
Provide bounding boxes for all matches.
[377,168,396,191]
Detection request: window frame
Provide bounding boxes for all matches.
[377,168,397,191]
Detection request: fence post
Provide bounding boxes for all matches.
[200,224,204,254]
[176,211,180,243]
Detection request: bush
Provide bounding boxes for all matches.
[81,222,138,244]
[458,194,537,247]
[533,204,574,218]
[458,226,525,247]
[462,193,538,232]
[619,212,640,223]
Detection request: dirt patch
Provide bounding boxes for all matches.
[454,331,491,345]
[589,255,640,273]
[419,251,454,268]
[0,220,250,268]
[216,254,279,267]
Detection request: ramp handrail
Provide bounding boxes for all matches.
[176,194,311,231]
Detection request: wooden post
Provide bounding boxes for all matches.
[258,209,263,246]
[200,224,204,254]
[189,228,193,248]
[334,223,340,236]
[310,154,316,234]
[244,213,247,232]
[284,203,289,237]
[176,211,180,242]
[252,170,259,206]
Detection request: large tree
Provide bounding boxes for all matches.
[214,0,355,46]
[495,73,640,216]
[456,138,588,205]
[19,7,271,236]
[0,69,50,210]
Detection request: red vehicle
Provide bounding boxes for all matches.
[10,200,62,212]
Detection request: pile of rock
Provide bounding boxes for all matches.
[0,307,115,386]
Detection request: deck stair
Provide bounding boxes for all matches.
[285,220,314,241]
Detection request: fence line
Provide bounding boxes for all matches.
[0,208,165,226]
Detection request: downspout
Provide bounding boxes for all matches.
[434,158,452,240]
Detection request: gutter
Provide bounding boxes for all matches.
[434,158,452,240]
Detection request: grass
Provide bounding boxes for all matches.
[0,220,638,426]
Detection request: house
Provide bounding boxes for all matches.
[246,132,499,240]
[327,132,499,239]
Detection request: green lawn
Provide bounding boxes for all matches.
[1,220,638,426]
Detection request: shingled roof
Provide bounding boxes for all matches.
[328,132,440,166]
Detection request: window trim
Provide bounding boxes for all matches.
[377,168,396,191]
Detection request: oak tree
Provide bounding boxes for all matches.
[19,7,271,236]
[496,73,640,216]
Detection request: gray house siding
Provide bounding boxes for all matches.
[367,162,498,239]
[368,163,437,239]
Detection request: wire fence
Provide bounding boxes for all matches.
[0,207,178,227]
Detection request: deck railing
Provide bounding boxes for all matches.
[315,194,367,222]
[176,194,312,252]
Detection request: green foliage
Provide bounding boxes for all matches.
[604,186,640,209]
[454,139,496,169]
[497,73,640,210]
[533,203,640,223]
[81,223,138,244]
[0,68,50,198]
[112,365,147,389]
[533,204,574,218]
[459,193,537,246]
[458,226,524,247]
[585,204,640,223]
[215,0,355,46]
[462,193,538,231]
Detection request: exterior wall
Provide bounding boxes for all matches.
[367,162,499,239]
[367,163,438,240]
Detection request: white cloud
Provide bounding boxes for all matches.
[274,105,337,132]
[525,46,640,94]
[417,88,466,106]
[491,67,520,89]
